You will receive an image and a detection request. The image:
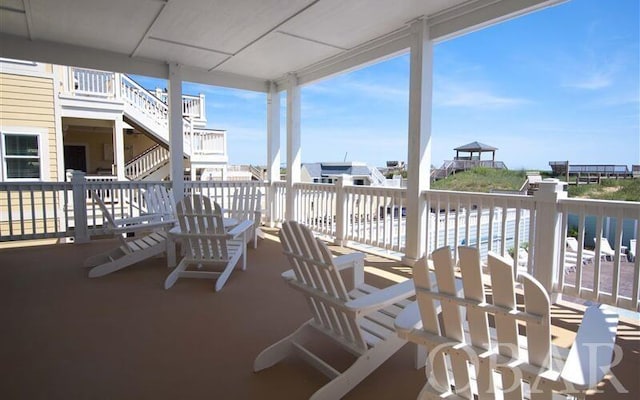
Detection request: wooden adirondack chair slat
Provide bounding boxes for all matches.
[397,246,619,400]
[164,194,252,292]
[254,220,416,400]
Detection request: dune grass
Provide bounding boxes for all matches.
[431,167,526,192]
[431,168,640,201]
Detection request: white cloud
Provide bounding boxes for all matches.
[562,70,614,90]
[434,78,530,109]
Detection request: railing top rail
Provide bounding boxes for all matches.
[423,188,535,202]
[344,185,406,196]
[559,197,640,210]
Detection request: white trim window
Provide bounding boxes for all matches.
[1,131,45,180]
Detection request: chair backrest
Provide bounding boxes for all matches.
[415,246,553,399]
[279,220,368,354]
[229,185,262,223]
[176,194,229,262]
[91,190,119,229]
[144,185,175,220]
[566,237,580,252]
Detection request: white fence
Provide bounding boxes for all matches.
[1,177,638,312]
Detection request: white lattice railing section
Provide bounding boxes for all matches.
[557,198,640,311]
[125,145,170,180]
[423,190,535,269]
[344,185,407,253]
[272,181,287,224]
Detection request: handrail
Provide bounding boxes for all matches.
[124,145,170,180]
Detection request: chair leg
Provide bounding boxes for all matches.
[254,322,315,372]
[310,335,407,400]
[164,259,188,289]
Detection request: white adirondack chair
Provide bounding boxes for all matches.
[254,220,416,400]
[595,237,617,261]
[226,184,263,248]
[566,237,596,264]
[397,246,619,400]
[164,194,253,292]
[143,184,175,222]
[84,190,172,278]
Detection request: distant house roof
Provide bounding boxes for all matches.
[302,162,372,178]
[454,141,498,152]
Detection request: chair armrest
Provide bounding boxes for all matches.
[110,216,175,234]
[394,301,422,336]
[345,279,415,315]
[334,252,365,271]
[334,252,366,289]
[281,269,295,281]
[227,220,254,238]
[560,305,619,390]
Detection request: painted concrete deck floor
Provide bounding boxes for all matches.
[1,228,638,399]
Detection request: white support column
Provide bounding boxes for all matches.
[403,18,434,265]
[168,63,184,201]
[267,81,281,227]
[532,179,567,296]
[71,171,89,244]
[113,116,126,180]
[285,74,301,221]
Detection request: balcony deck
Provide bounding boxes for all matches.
[1,229,638,399]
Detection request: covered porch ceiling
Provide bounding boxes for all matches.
[1,0,564,91]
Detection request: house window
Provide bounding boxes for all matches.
[2,132,42,179]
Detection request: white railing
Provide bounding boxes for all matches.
[0,182,72,240]
[2,177,638,312]
[71,68,115,97]
[294,183,337,237]
[120,75,168,127]
[67,68,221,159]
[185,181,268,216]
[344,185,406,253]
[423,190,535,269]
[68,68,203,121]
[125,145,170,180]
[191,129,226,155]
[272,181,287,225]
[557,198,639,311]
[156,90,205,123]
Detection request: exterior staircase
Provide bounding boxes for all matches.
[68,68,227,180]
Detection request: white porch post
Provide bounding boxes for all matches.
[113,116,125,180]
[168,63,184,201]
[285,74,301,221]
[267,81,281,227]
[403,18,433,265]
[532,179,567,296]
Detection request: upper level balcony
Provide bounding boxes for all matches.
[60,67,207,126]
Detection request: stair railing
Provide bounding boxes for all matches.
[124,145,170,180]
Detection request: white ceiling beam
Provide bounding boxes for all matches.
[428,0,567,42]
[0,33,269,92]
[279,27,413,89]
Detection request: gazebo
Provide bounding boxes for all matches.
[454,141,498,161]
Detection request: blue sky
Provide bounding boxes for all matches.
[134,0,639,170]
